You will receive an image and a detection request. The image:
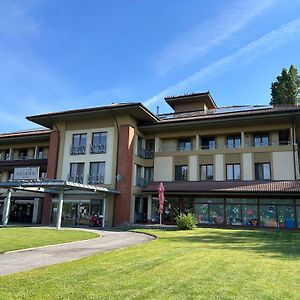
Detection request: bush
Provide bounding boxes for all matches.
[175,213,197,230]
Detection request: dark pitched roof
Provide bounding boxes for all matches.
[143,180,300,194]
[0,128,50,139]
[157,105,300,123]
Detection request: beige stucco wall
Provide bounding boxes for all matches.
[189,155,198,181]
[154,157,173,181]
[61,127,115,185]
[242,153,253,180]
[214,154,224,181]
[272,151,295,180]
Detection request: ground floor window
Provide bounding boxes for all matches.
[150,196,299,229]
[51,199,104,226]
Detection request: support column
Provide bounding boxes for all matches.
[241,131,245,148]
[2,189,12,227]
[147,194,152,223]
[56,190,64,230]
[34,146,39,159]
[102,196,107,228]
[195,135,200,150]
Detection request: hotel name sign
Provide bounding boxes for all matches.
[14,167,40,180]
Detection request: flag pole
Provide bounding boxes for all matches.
[160,212,162,226]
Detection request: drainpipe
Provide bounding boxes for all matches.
[292,112,297,180]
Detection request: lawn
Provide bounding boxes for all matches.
[1,228,300,299]
[0,227,99,253]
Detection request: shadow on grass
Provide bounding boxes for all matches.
[163,229,300,259]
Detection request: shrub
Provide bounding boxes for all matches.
[175,213,197,230]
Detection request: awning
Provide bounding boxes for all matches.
[0,179,120,195]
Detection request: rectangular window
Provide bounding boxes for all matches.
[178,138,192,151]
[71,133,87,155]
[137,136,145,158]
[91,132,107,154]
[175,165,188,181]
[255,163,271,180]
[201,137,216,150]
[88,162,105,184]
[200,165,213,180]
[135,164,144,186]
[145,139,155,159]
[226,136,241,149]
[144,167,154,185]
[254,133,269,147]
[18,149,28,160]
[226,164,241,180]
[69,163,84,183]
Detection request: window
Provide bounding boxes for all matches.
[200,165,213,180]
[37,148,45,159]
[71,133,87,155]
[175,165,188,181]
[255,163,271,180]
[88,162,105,184]
[19,149,28,160]
[90,132,107,154]
[144,167,154,185]
[69,163,84,183]
[201,137,216,150]
[4,149,10,160]
[135,164,143,186]
[145,139,155,159]
[137,136,144,158]
[178,138,192,151]
[254,134,269,147]
[226,164,241,180]
[226,136,241,148]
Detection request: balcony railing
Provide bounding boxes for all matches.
[70,145,86,155]
[87,174,104,184]
[135,177,153,187]
[137,148,154,159]
[90,144,106,154]
[68,174,84,183]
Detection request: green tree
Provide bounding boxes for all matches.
[270,65,300,105]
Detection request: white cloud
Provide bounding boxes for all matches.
[154,0,274,76]
[145,17,300,107]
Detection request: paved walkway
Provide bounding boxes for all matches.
[0,229,155,276]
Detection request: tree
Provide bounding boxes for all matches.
[270,65,300,105]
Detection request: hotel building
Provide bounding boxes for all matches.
[2,92,300,229]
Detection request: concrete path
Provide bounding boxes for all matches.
[0,229,155,276]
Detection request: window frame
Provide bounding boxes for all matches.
[200,164,214,181]
[255,162,271,180]
[226,164,241,180]
[175,165,188,181]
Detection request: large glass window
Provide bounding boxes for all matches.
[242,205,258,226]
[135,164,143,186]
[178,138,192,151]
[91,132,107,154]
[254,133,269,147]
[277,206,296,229]
[227,135,241,149]
[175,165,188,181]
[145,139,154,159]
[255,163,271,180]
[226,164,241,180]
[194,203,224,225]
[226,205,242,225]
[260,205,277,227]
[88,162,105,184]
[195,203,209,224]
[144,167,154,186]
[71,133,87,155]
[69,163,84,183]
[201,137,216,150]
[200,165,213,180]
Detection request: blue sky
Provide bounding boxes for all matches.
[1,0,300,131]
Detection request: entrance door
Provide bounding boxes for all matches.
[9,201,34,223]
[163,197,193,224]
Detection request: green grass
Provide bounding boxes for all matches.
[1,228,300,299]
[0,227,99,253]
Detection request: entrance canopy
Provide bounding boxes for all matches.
[0,179,120,229]
[0,179,120,195]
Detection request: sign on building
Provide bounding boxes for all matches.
[13,167,40,180]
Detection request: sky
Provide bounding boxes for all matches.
[1,0,300,132]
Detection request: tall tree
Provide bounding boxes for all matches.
[270,65,300,105]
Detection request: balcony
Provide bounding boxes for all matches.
[135,177,153,187]
[90,144,106,154]
[137,148,154,159]
[70,145,86,155]
[87,174,104,184]
[68,174,84,183]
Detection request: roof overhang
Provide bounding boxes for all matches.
[0,179,120,194]
[26,103,159,129]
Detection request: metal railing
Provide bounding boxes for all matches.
[70,145,86,155]
[68,174,84,183]
[135,177,154,187]
[90,144,106,154]
[137,148,154,159]
[87,174,104,184]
